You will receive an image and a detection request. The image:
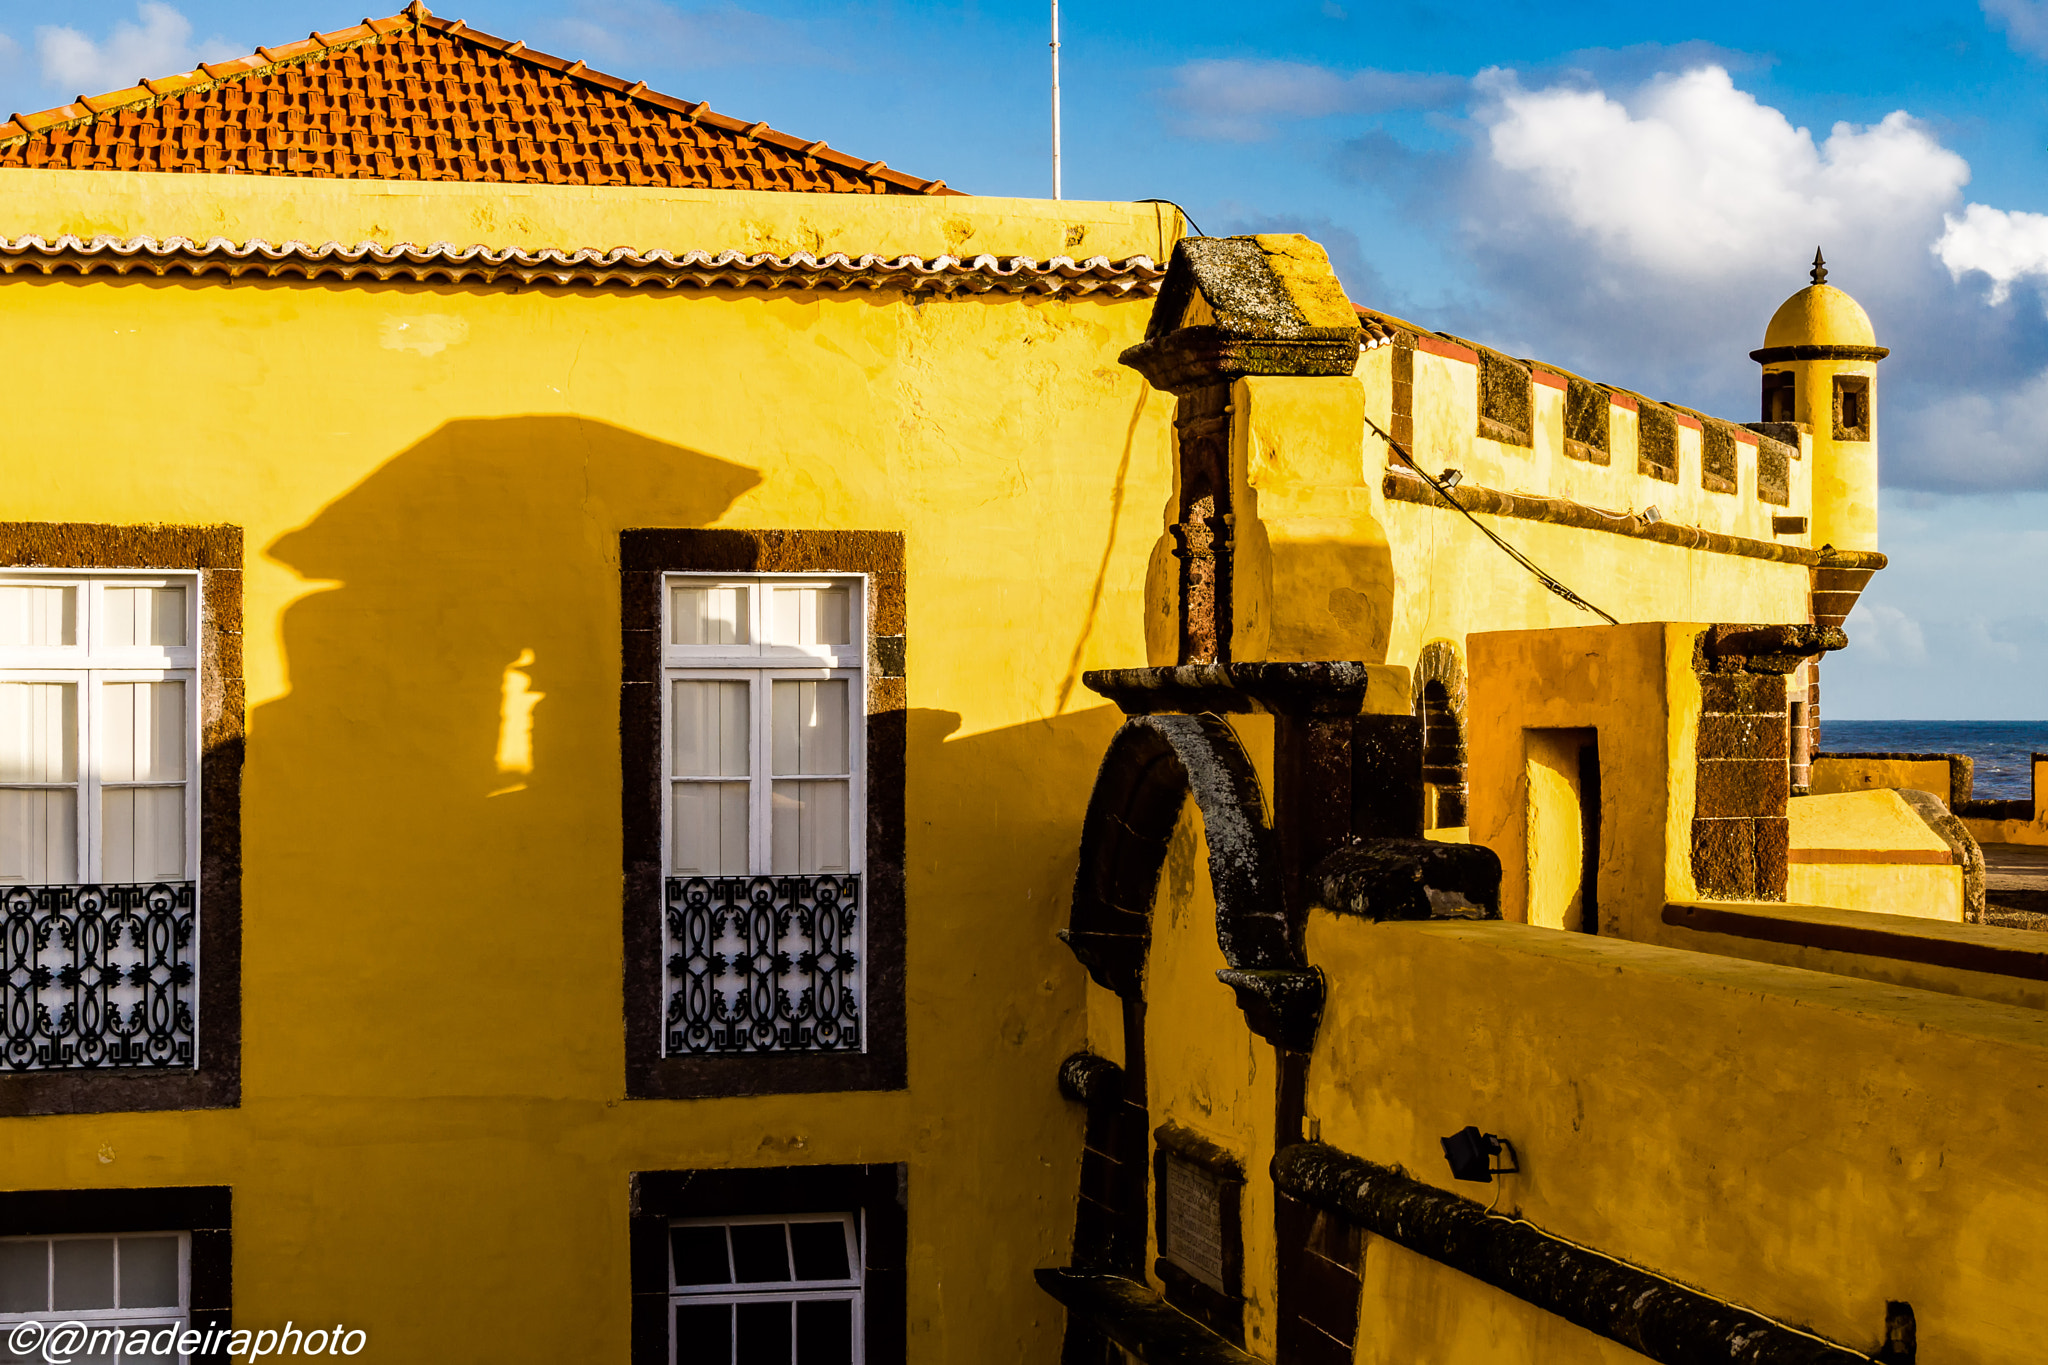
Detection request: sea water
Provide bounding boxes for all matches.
[1819,720,2048,800]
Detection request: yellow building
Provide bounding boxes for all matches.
[0,8,2036,1365]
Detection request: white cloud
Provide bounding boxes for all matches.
[1891,363,2048,489]
[35,3,238,97]
[1846,602,1928,663]
[1473,66,1968,279]
[1933,202,2048,304]
[1162,60,1464,141]
[1983,0,2048,58]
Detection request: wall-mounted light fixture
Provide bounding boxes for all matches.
[1439,468,1464,489]
[1640,505,1663,525]
[1440,1126,1519,1183]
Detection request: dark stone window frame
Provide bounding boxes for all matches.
[629,1163,906,1365]
[1832,374,1872,442]
[1152,1121,1246,1344]
[620,530,906,1100]
[0,524,243,1117]
[0,1185,231,1356]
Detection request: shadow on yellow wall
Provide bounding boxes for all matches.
[247,416,761,1095]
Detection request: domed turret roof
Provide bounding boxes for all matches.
[1762,250,1878,349]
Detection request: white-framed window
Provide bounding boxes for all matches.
[662,576,865,878]
[0,1232,189,1362]
[0,575,199,888]
[668,1214,862,1365]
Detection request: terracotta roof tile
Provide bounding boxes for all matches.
[0,4,953,194]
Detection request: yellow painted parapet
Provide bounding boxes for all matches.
[1303,913,2048,1363]
[0,166,1184,263]
[1786,789,1965,921]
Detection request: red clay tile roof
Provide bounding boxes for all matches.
[0,3,953,194]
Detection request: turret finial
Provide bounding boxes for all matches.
[1810,248,1828,287]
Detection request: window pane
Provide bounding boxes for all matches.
[768,586,851,648]
[117,1236,180,1308]
[0,1240,46,1312]
[51,1238,114,1310]
[0,585,75,647]
[671,585,751,647]
[789,1222,851,1282]
[795,1299,855,1365]
[771,781,850,875]
[103,585,188,648]
[672,782,749,877]
[672,681,749,778]
[671,1226,732,1287]
[0,682,77,782]
[102,786,187,883]
[0,789,78,884]
[770,681,848,776]
[730,1224,791,1283]
[101,681,186,783]
[734,1302,792,1365]
[675,1304,732,1364]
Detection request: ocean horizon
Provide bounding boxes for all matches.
[1819,720,2048,800]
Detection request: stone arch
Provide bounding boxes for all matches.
[1061,713,1296,1000]
[1055,711,1306,1299]
[1413,640,1469,828]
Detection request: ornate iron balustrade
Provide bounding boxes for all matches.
[0,882,196,1071]
[665,875,861,1055]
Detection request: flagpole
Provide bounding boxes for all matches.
[1050,0,1062,199]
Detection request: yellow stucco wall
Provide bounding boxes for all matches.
[1465,623,1706,939]
[1306,912,2048,1363]
[1786,790,1963,921]
[0,175,1182,1360]
[1810,756,1953,803]
[1143,807,1280,1353]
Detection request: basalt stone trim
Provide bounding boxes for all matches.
[0,1186,231,1353]
[1035,1270,1261,1365]
[1637,401,1678,483]
[1757,440,1791,507]
[1693,628,1797,901]
[1702,424,1738,494]
[1833,374,1873,443]
[1383,469,1889,570]
[1663,901,2048,986]
[1563,377,1613,465]
[620,529,906,1099]
[1474,348,1533,449]
[1389,335,1416,450]
[1750,344,1891,363]
[0,522,243,1116]
[631,1164,906,1365]
[1270,1143,1877,1365]
[1083,661,1377,718]
[1063,713,1297,1002]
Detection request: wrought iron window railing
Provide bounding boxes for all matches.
[665,874,861,1055]
[0,882,196,1071]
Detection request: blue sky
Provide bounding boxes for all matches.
[3,0,2047,718]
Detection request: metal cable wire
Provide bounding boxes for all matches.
[1362,409,1620,626]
